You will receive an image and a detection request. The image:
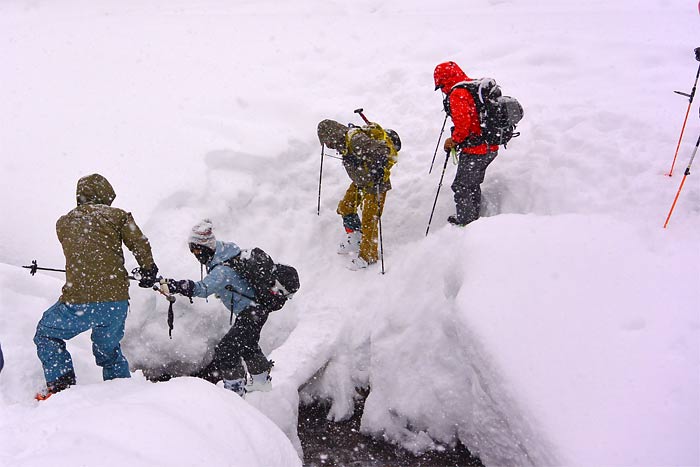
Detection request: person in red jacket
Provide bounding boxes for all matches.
[434,61,499,226]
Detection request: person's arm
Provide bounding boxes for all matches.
[121,212,154,267]
[191,265,230,298]
[120,211,159,287]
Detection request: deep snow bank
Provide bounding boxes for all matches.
[0,376,301,467]
[0,263,301,467]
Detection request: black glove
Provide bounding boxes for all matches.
[166,279,195,298]
[138,264,159,288]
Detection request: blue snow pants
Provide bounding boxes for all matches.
[34,300,131,384]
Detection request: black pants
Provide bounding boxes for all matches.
[451,151,498,224]
[197,306,272,382]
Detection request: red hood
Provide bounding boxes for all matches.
[434,61,470,93]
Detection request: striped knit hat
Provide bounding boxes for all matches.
[189,219,217,250]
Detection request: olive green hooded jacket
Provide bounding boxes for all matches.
[56,174,155,304]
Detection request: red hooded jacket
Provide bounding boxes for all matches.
[434,61,498,155]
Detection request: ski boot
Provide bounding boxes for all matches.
[35,371,76,401]
[337,230,361,255]
[223,378,247,397]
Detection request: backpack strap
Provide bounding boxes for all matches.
[222,255,257,302]
[444,81,487,148]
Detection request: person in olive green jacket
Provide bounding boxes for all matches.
[317,119,400,270]
[33,173,158,400]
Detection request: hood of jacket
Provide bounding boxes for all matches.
[207,240,242,269]
[76,173,116,206]
[317,119,349,152]
[434,61,470,93]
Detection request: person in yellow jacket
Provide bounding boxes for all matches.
[317,119,401,270]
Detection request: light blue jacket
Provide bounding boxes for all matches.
[192,241,256,316]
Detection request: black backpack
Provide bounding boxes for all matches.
[444,78,523,148]
[225,248,300,312]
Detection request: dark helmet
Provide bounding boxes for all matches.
[385,129,401,152]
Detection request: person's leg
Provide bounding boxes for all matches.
[89,301,131,380]
[336,183,361,222]
[451,152,497,225]
[199,306,269,383]
[238,308,272,376]
[458,184,482,225]
[34,301,90,387]
[337,183,362,254]
[358,190,386,264]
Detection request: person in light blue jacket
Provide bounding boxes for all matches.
[165,220,274,397]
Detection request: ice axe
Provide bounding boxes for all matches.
[354,108,371,125]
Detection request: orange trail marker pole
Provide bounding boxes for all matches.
[664,132,700,228]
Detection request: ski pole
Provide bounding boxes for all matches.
[377,186,385,275]
[354,108,371,125]
[429,113,449,174]
[24,260,176,337]
[23,260,138,280]
[22,260,65,275]
[133,270,178,338]
[153,279,177,338]
[317,144,325,215]
[426,150,452,236]
[667,47,700,177]
[664,131,700,228]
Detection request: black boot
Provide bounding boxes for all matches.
[36,370,76,400]
[49,371,76,393]
[447,215,467,227]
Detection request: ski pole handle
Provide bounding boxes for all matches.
[153,278,176,303]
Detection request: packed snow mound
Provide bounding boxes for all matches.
[297,213,699,466]
[0,376,301,467]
